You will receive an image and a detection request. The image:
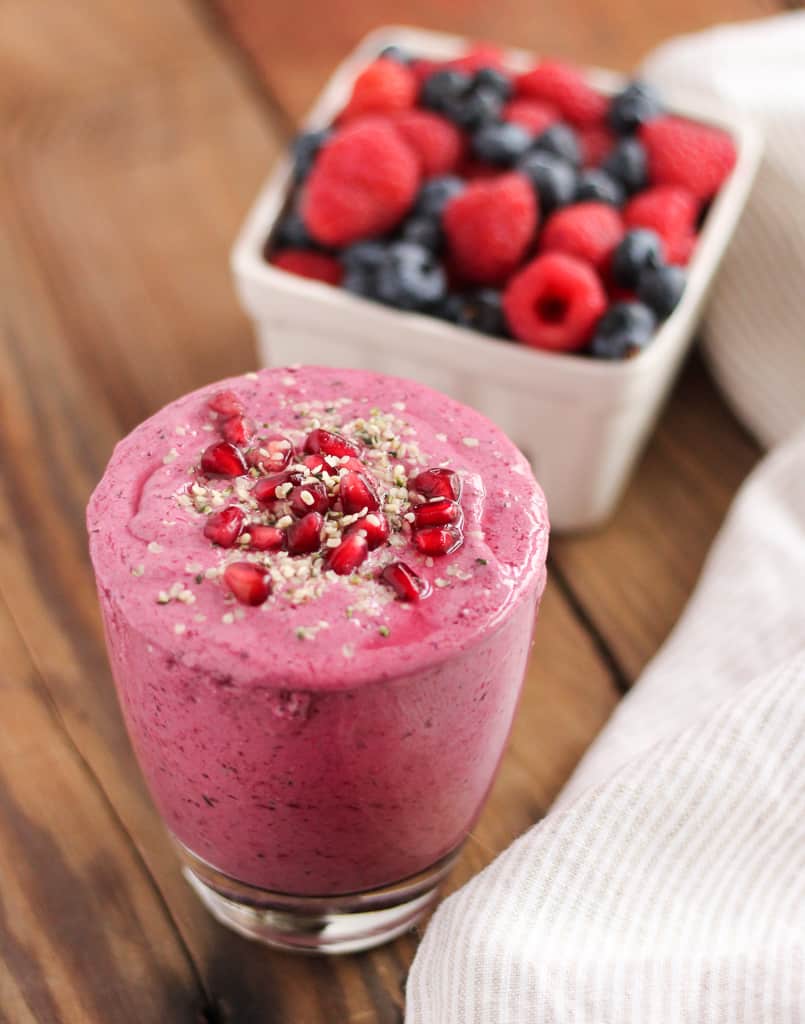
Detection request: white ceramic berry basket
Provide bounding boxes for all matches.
[231,26,762,532]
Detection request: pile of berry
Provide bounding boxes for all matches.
[267,43,737,360]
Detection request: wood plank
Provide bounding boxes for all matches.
[215,0,779,123]
[0,1,620,1021]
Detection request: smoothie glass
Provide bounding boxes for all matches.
[88,367,549,953]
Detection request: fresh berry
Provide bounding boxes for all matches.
[340,471,381,514]
[503,99,559,135]
[340,58,417,121]
[413,525,463,556]
[286,512,324,555]
[302,120,420,246]
[575,169,625,206]
[379,44,411,65]
[246,435,294,474]
[381,561,431,602]
[401,216,442,251]
[445,44,507,75]
[457,156,499,181]
[289,480,329,517]
[203,507,246,548]
[516,61,607,127]
[376,242,447,310]
[200,441,247,477]
[292,129,331,182]
[590,301,656,359]
[438,288,507,336]
[414,175,465,218]
[640,116,737,200]
[346,512,390,550]
[503,252,607,351]
[223,563,272,606]
[220,414,252,447]
[326,532,369,575]
[471,122,533,165]
[516,150,577,214]
[412,498,463,528]
[611,229,664,288]
[636,264,686,318]
[392,110,464,177]
[420,69,472,113]
[609,80,663,135]
[533,123,582,168]
[579,125,615,167]
[274,210,316,249]
[304,428,361,458]
[246,525,285,552]
[413,467,462,502]
[270,249,343,285]
[253,470,302,505]
[421,69,502,129]
[602,138,648,194]
[443,173,538,284]
[340,240,387,297]
[470,66,512,98]
[540,202,624,272]
[624,185,698,264]
[208,390,244,417]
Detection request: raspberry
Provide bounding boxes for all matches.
[540,202,624,272]
[392,110,464,177]
[339,58,417,122]
[302,120,420,246]
[640,116,737,200]
[445,43,507,74]
[502,99,559,135]
[270,248,343,285]
[624,185,698,265]
[443,173,538,284]
[503,252,607,351]
[579,124,615,167]
[516,61,607,128]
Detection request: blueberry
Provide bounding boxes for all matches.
[576,168,625,206]
[443,85,502,130]
[274,210,315,248]
[437,289,508,337]
[401,216,442,251]
[375,242,447,311]
[534,123,582,168]
[602,138,647,194]
[414,176,465,219]
[421,69,472,112]
[472,122,533,165]
[608,80,663,135]
[378,44,411,64]
[516,151,577,213]
[291,129,330,182]
[590,302,657,359]
[611,230,664,289]
[435,294,466,323]
[636,264,686,319]
[473,67,512,100]
[340,242,387,298]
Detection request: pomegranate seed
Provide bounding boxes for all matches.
[413,468,462,502]
[203,506,246,548]
[326,533,369,576]
[247,435,294,473]
[221,414,252,447]
[304,428,361,459]
[208,390,244,417]
[247,525,285,551]
[253,470,303,505]
[286,512,324,555]
[381,561,431,602]
[303,454,326,473]
[223,562,272,606]
[340,471,380,514]
[413,525,463,556]
[346,512,389,550]
[412,498,463,529]
[201,441,247,477]
[289,480,329,516]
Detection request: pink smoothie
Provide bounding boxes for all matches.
[88,367,548,896]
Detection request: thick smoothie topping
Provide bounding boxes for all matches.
[88,367,548,689]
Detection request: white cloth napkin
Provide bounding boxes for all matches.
[406,19,805,1018]
[643,13,805,449]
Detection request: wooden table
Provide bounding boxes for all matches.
[0,1,777,1020]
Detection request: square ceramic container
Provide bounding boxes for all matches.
[231,26,762,531]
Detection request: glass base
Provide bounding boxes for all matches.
[176,839,462,954]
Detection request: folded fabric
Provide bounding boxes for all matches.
[405,424,805,1021]
[643,13,805,449]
